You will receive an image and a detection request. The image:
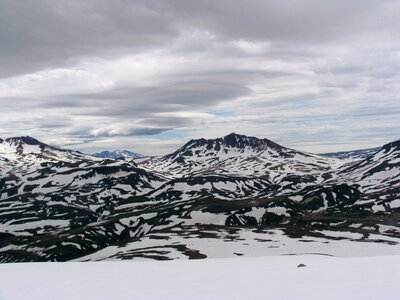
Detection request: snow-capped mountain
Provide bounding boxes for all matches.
[0,134,399,262]
[337,139,400,195]
[0,136,166,243]
[0,137,164,197]
[320,147,381,160]
[93,150,143,159]
[0,136,85,163]
[0,136,91,180]
[141,133,340,180]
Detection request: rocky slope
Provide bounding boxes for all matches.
[0,134,398,262]
[0,137,166,240]
[141,133,340,179]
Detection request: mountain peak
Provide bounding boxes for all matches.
[225,132,239,138]
[174,133,284,157]
[382,139,400,152]
[5,136,43,146]
[93,149,143,159]
[222,133,280,149]
[0,136,65,156]
[223,132,245,144]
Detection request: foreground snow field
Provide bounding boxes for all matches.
[0,255,399,300]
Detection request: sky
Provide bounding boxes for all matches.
[0,0,399,155]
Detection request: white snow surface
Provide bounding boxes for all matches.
[0,255,399,300]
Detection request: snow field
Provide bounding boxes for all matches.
[0,255,399,300]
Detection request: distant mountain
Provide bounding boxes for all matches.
[141,132,338,181]
[0,134,399,263]
[0,136,87,168]
[319,147,380,160]
[336,139,400,196]
[0,136,163,200]
[0,136,166,260]
[93,149,144,159]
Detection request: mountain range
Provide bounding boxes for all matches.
[93,150,144,159]
[0,133,399,262]
[319,147,381,160]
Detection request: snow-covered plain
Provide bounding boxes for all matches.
[0,255,399,300]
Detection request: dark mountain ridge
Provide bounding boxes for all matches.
[177,132,284,153]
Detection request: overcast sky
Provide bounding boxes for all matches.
[0,0,399,155]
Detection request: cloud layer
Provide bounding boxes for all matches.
[0,0,399,154]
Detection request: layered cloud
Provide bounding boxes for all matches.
[0,0,399,154]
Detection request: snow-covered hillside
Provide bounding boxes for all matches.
[141,133,340,180]
[0,134,399,262]
[0,136,166,242]
[338,140,400,195]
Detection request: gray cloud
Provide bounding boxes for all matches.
[0,0,399,154]
[61,81,250,116]
[157,0,396,42]
[1,0,398,78]
[0,0,175,77]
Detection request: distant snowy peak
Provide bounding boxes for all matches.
[0,136,58,155]
[93,149,144,159]
[1,136,51,150]
[178,132,283,153]
[0,136,90,166]
[0,136,86,155]
[164,132,285,161]
[142,133,336,179]
[320,147,380,160]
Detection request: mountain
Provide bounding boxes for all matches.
[320,147,380,160]
[0,136,89,179]
[139,133,344,201]
[141,133,339,179]
[0,134,399,262]
[0,136,167,261]
[336,140,400,196]
[0,136,165,205]
[93,150,144,159]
